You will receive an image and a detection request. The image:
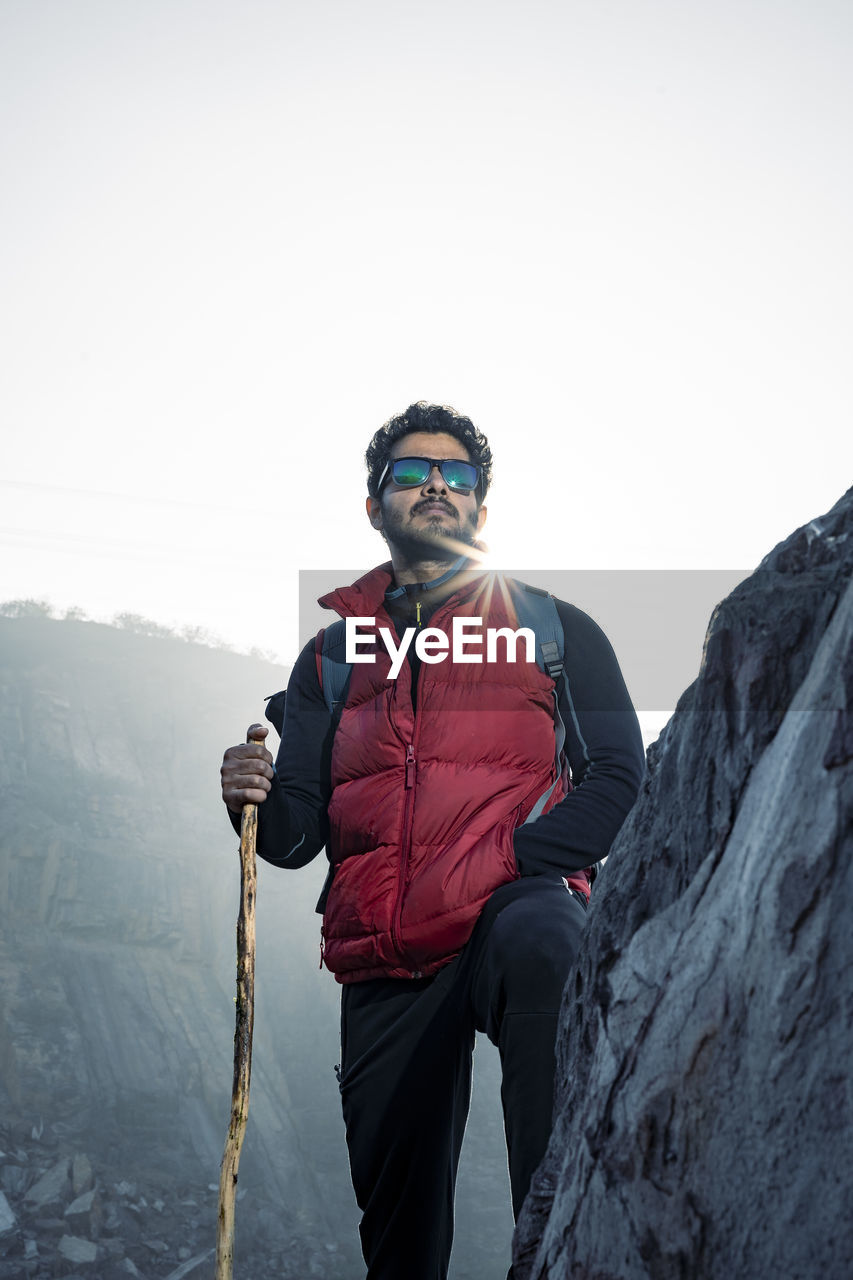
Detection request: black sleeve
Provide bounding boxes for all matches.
[512,598,645,877]
[227,638,333,870]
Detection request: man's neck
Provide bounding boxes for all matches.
[389,552,460,588]
[386,549,483,614]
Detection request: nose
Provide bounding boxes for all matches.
[422,463,447,494]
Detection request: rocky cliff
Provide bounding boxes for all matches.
[513,489,853,1279]
[0,620,512,1278]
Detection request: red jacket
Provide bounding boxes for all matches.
[317,566,568,983]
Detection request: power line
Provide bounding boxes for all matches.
[0,524,280,566]
[0,477,244,514]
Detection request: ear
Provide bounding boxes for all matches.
[366,495,383,532]
[475,503,488,537]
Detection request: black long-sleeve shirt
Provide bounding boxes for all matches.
[236,596,645,899]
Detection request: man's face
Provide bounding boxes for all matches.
[366,431,487,561]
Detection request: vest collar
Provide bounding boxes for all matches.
[319,561,490,620]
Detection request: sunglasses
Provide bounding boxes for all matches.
[377,456,481,496]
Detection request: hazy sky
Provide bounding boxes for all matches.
[2,0,850,684]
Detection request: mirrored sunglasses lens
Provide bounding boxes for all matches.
[441,461,478,490]
[392,458,431,486]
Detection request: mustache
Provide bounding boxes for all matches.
[410,497,458,518]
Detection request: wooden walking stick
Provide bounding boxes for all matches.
[215,733,260,1279]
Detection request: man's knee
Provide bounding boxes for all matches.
[481,880,587,1016]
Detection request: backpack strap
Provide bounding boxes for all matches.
[510,582,568,824]
[512,582,565,683]
[512,582,602,891]
[264,688,287,735]
[316,618,353,715]
[261,618,353,734]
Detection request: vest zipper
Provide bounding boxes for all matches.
[390,593,448,972]
[391,741,417,962]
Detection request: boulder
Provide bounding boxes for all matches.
[58,1233,98,1265]
[72,1152,94,1196]
[0,1191,15,1237]
[65,1187,100,1237]
[162,1247,215,1279]
[0,1163,27,1196]
[514,488,853,1279]
[22,1156,71,1209]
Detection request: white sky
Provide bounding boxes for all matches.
[2,0,851,693]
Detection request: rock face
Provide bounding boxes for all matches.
[514,489,853,1279]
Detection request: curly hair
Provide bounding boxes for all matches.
[365,401,493,504]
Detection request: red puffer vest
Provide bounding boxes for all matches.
[317,565,568,984]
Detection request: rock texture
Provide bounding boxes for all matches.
[0,620,512,1278]
[514,488,853,1279]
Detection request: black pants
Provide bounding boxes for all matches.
[338,877,588,1280]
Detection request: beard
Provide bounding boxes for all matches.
[380,496,480,564]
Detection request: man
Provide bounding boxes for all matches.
[221,401,644,1279]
